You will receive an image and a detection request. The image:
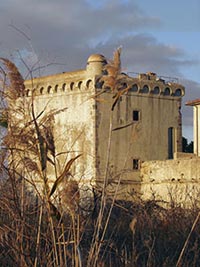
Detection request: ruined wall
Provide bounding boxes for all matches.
[141,158,200,207]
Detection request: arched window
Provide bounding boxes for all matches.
[140,85,149,93]
[26,89,30,96]
[164,87,170,96]
[62,83,66,91]
[40,87,44,94]
[47,86,52,94]
[130,84,138,92]
[174,88,182,96]
[70,82,74,90]
[86,79,92,89]
[152,86,160,94]
[119,82,127,90]
[55,85,58,92]
[78,81,82,89]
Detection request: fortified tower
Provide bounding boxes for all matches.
[23,53,185,197]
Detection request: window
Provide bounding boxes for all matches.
[168,127,174,159]
[130,84,138,92]
[133,110,140,121]
[86,79,92,89]
[47,86,52,94]
[78,81,82,89]
[164,87,170,96]
[174,89,182,96]
[55,84,58,92]
[140,85,149,94]
[62,83,66,91]
[133,159,140,170]
[70,82,74,90]
[152,86,160,94]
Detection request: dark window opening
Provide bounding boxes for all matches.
[130,84,138,92]
[164,87,170,96]
[70,82,74,90]
[174,89,182,96]
[133,159,140,170]
[152,86,160,94]
[168,127,174,159]
[133,110,140,121]
[140,85,149,94]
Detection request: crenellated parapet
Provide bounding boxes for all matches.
[128,72,185,97]
[96,71,185,98]
[23,54,108,97]
[23,54,184,99]
[24,77,94,97]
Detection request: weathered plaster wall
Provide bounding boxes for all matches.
[21,54,108,203]
[141,158,200,207]
[24,72,99,200]
[96,89,183,185]
[193,105,200,156]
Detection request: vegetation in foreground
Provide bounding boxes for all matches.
[0,178,200,267]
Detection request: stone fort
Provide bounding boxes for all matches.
[22,52,200,204]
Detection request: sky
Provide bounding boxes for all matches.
[0,0,199,141]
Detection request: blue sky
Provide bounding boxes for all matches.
[0,0,199,141]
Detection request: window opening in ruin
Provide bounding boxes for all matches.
[133,110,140,121]
[133,159,140,170]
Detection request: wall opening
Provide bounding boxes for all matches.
[152,86,160,94]
[168,127,174,159]
[47,86,52,94]
[140,85,149,94]
[174,88,182,96]
[164,87,171,96]
[70,82,74,90]
[133,110,140,121]
[62,83,66,91]
[78,81,82,89]
[130,84,138,92]
[133,159,140,170]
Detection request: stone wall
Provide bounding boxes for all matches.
[140,158,200,207]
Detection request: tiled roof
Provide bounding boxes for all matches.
[186,98,200,106]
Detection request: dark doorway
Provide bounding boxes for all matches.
[168,127,174,159]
